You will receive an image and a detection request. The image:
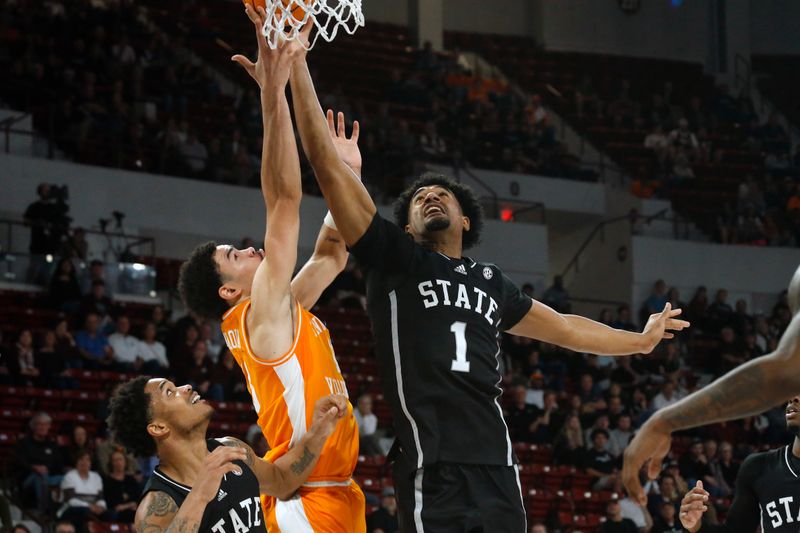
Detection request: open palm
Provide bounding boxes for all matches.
[326,110,361,175]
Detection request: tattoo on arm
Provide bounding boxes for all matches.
[290,446,316,475]
[137,491,180,533]
[221,437,255,468]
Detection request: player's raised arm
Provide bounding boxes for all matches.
[219,395,348,500]
[231,5,304,324]
[289,54,376,247]
[290,111,363,309]
[507,300,689,356]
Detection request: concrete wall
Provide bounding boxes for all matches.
[0,154,547,283]
[632,236,800,316]
[750,0,800,55]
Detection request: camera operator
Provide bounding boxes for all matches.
[24,183,71,282]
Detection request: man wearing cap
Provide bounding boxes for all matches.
[368,486,398,533]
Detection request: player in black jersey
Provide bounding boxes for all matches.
[106,376,347,533]
[623,266,800,506]
[678,396,800,532]
[288,54,689,532]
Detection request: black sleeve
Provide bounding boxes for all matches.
[497,271,533,331]
[349,213,420,274]
[699,454,761,532]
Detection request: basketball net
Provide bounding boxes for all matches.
[261,0,364,50]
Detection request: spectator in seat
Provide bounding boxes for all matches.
[667,118,699,158]
[354,394,382,457]
[79,260,107,295]
[49,258,82,313]
[584,414,612,451]
[642,279,668,321]
[644,124,669,168]
[715,327,744,375]
[60,426,94,471]
[731,299,754,336]
[707,289,733,332]
[200,322,223,364]
[651,501,682,533]
[79,280,114,327]
[663,461,689,494]
[577,373,606,414]
[368,486,398,533]
[679,440,713,489]
[57,450,108,531]
[137,322,169,373]
[108,315,142,371]
[611,478,653,532]
[10,328,40,386]
[74,312,113,369]
[600,500,638,533]
[14,412,63,515]
[102,450,139,523]
[529,523,547,533]
[37,329,75,389]
[647,474,681,518]
[609,414,634,459]
[210,350,247,402]
[612,305,638,332]
[150,305,171,343]
[419,121,447,161]
[505,385,543,444]
[585,428,619,490]
[54,319,82,369]
[180,130,208,176]
[652,380,681,411]
[706,439,733,498]
[525,370,546,408]
[12,526,31,533]
[183,341,215,399]
[553,413,585,467]
[542,275,569,312]
[54,522,76,533]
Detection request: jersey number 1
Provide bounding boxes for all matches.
[450,321,470,373]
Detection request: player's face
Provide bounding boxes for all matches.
[214,245,265,302]
[406,186,469,244]
[786,397,800,434]
[145,378,214,435]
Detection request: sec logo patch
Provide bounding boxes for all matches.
[483,267,493,280]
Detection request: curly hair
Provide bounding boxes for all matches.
[106,376,156,458]
[393,172,484,250]
[178,241,229,319]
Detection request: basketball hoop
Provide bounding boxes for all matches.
[262,0,364,50]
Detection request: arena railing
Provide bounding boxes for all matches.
[0,218,157,298]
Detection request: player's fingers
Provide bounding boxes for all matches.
[231,55,255,73]
[217,462,243,478]
[254,7,270,54]
[667,319,690,330]
[647,452,667,480]
[668,308,683,317]
[351,120,360,143]
[207,446,247,469]
[662,332,675,339]
[326,109,336,137]
[244,2,259,24]
[621,461,646,506]
[662,302,672,315]
[298,21,313,47]
[337,112,346,138]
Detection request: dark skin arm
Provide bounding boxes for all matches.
[623,311,800,504]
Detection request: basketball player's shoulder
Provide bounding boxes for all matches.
[135,490,179,532]
[213,437,256,468]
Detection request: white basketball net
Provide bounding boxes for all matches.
[261,0,364,50]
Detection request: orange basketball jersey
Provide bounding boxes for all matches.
[221,299,359,483]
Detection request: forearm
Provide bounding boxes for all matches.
[256,431,326,499]
[562,314,648,355]
[261,89,302,204]
[290,225,347,309]
[163,494,206,533]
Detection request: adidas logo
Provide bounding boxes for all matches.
[217,489,227,502]
[454,264,467,275]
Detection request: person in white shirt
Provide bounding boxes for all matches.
[137,322,169,373]
[609,414,635,458]
[200,322,223,364]
[652,380,682,411]
[108,316,140,370]
[354,394,381,456]
[58,450,108,530]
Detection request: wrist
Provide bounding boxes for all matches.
[647,408,678,433]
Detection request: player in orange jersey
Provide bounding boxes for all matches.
[177,7,364,532]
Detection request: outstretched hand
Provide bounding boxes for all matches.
[231,4,312,92]
[622,415,672,506]
[641,302,690,354]
[326,110,361,175]
[679,480,709,532]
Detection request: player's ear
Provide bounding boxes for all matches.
[462,216,470,232]
[218,283,241,303]
[147,420,169,440]
[404,224,412,235]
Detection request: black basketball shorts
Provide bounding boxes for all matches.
[391,451,527,533]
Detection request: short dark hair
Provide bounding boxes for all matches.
[107,376,156,457]
[393,172,484,250]
[178,241,228,319]
[591,428,610,441]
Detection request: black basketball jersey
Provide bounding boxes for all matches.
[350,214,532,468]
[141,439,266,533]
[704,445,800,532]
